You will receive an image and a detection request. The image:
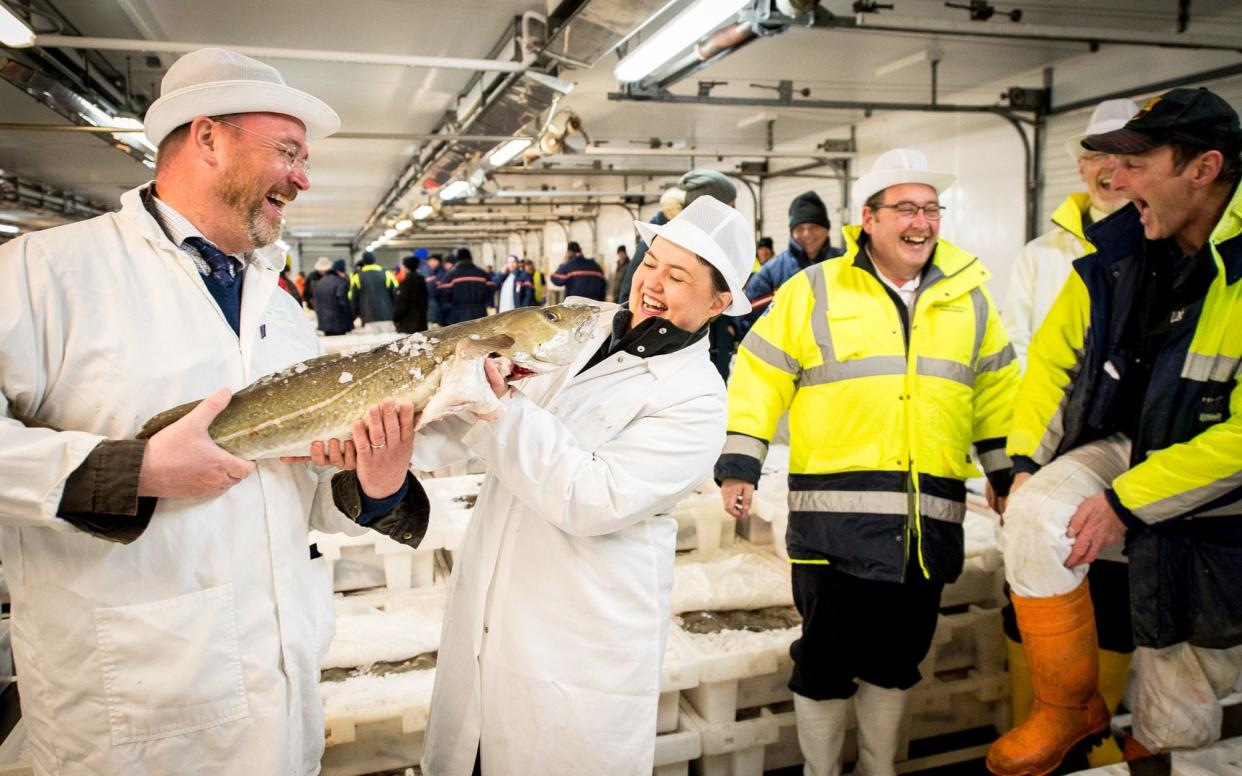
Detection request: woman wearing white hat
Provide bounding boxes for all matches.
[413,196,753,776]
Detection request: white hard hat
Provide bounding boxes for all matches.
[314,256,332,272]
[634,196,753,316]
[1064,98,1140,162]
[852,149,955,217]
[144,48,340,147]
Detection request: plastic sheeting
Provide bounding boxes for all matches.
[671,548,793,615]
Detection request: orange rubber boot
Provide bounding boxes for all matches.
[986,580,1110,776]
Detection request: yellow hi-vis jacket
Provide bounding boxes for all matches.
[1007,189,1242,649]
[716,226,1019,583]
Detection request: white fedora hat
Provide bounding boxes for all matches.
[852,149,955,216]
[144,48,340,147]
[634,196,753,316]
[1064,98,1140,162]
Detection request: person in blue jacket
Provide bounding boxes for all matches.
[738,191,844,336]
[438,246,495,323]
[550,241,608,301]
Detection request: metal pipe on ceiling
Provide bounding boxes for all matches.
[581,147,852,159]
[839,13,1242,53]
[1048,62,1242,115]
[28,36,530,72]
[0,123,536,143]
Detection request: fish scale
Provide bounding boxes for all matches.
[137,303,600,459]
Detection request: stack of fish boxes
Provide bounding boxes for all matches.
[319,586,445,776]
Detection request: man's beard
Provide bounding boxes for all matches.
[217,166,285,249]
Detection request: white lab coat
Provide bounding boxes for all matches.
[0,184,360,775]
[416,305,726,776]
[1001,193,1096,366]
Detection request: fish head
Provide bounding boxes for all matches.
[501,303,600,375]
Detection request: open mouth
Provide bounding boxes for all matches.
[900,234,929,247]
[511,365,537,379]
[264,191,291,217]
[641,292,668,316]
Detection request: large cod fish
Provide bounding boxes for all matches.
[137,303,600,459]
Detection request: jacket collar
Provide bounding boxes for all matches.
[120,183,282,272]
[1050,192,1094,246]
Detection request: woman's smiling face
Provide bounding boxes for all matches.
[628,236,730,332]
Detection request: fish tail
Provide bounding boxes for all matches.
[136,400,199,439]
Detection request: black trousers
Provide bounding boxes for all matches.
[789,558,944,700]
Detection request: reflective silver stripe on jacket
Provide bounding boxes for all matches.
[1132,468,1242,524]
[789,489,965,524]
[917,357,973,387]
[744,335,799,375]
[723,434,769,461]
[1181,352,1241,382]
[978,343,1017,374]
[977,447,1012,474]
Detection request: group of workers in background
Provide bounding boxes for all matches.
[1,42,1239,776]
[298,236,623,335]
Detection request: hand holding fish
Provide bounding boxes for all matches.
[354,399,417,499]
[137,387,257,498]
[482,357,511,400]
[281,398,417,498]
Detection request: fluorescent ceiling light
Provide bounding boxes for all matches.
[411,204,435,220]
[395,219,413,232]
[614,0,749,84]
[384,228,398,238]
[0,224,19,234]
[108,116,157,155]
[0,5,35,48]
[487,137,533,168]
[438,180,474,201]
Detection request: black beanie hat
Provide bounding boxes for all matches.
[788,191,830,231]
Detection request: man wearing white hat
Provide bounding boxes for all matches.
[997,98,1140,770]
[0,48,427,775]
[717,149,1019,776]
[1004,99,1139,363]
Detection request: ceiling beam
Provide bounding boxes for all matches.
[28,36,529,72]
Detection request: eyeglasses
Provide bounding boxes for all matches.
[872,202,945,221]
[210,117,311,176]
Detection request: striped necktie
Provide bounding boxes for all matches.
[183,236,240,288]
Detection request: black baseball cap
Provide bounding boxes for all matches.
[1082,87,1242,156]
[757,236,774,250]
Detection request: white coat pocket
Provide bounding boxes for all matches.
[93,584,250,745]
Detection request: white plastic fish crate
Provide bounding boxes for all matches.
[320,710,427,776]
[672,486,738,553]
[418,473,486,555]
[680,699,780,776]
[919,605,1007,679]
[319,587,445,775]
[909,668,1011,739]
[940,550,1007,610]
[653,721,702,776]
[660,627,702,734]
[674,619,798,726]
[311,529,439,593]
